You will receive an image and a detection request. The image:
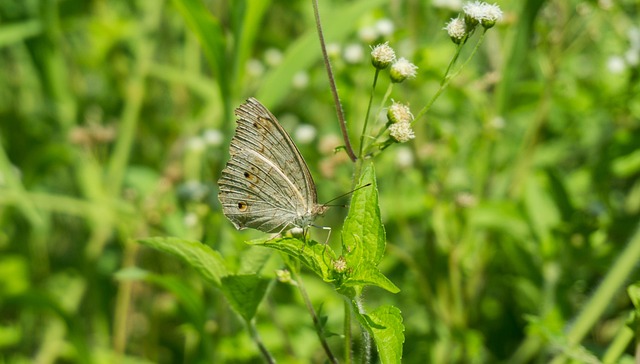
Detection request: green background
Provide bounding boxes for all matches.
[1,0,640,362]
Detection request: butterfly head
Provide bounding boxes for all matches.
[295,204,329,229]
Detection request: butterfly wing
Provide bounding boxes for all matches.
[218,98,318,232]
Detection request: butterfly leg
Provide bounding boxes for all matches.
[262,223,292,243]
[311,224,332,245]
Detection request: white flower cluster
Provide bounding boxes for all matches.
[387,101,415,143]
[607,27,640,74]
[443,2,503,44]
[463,1,503,28]
[370,43,418,83]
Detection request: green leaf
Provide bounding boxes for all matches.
[339,164,397,292]
[342,263,399,294]
[356,305,404,364]
[628,282,640,310]
[238,246,274,275]
[342,163,385,266]
[220,274,271,322]
[246,237,337,281]
[137,237,228,287]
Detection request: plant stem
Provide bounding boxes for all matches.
[292,268,339,363]
[601,325,634,364]
[248,320,276,364]
[414,30,487,123]
[344,300,352,364]
[353,298,371,364]
[311,0,357,162]
[359,69,380,158]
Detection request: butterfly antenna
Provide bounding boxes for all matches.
[321,183,372,207]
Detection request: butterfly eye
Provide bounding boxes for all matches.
[237,201,248,212]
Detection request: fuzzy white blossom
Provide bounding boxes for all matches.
[371,42,396,69]
[387,101,413,124]
[463,1,503,29]
[389,122,415,143]
[390,57,418,83]
[333,256,348,273]
[444,17,467,43]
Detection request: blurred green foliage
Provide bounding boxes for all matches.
[1,0,640,363]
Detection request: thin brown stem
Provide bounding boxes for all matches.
[293,268,339,364]
[312,0,357,162]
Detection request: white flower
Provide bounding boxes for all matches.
[607,56,626,74]
[292,71,309,89]
[371,42,396,69]
[625,49,639,66]
[294,124,317,144]
[463,1,485,23]
[264,48,283,66]
[433,0,463,10]
[358,26,377,43]
[276,269,293,284]
[184,212,199,227]
[396,146,414,168]
[387,101,413,124]
[598,0,613,10]
[375,19,395,36]
[326,43,341,58]
[333,256,348,273]
[390,57,418,83]
[455,192,477,207]
[489,116,505,130]
[186,136,205,152]
[246,58,265,77]
[444,17,467,44]
[203,129,223,147]
[481,3,503,27]
[463,1,503,29]
[343,43,364,64]
[628,27,640,50]
[389,122,415,143]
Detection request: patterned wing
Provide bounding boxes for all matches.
[218,149,300,232]
[218,98,319,232]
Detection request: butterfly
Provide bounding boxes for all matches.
[218,98,328,234]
